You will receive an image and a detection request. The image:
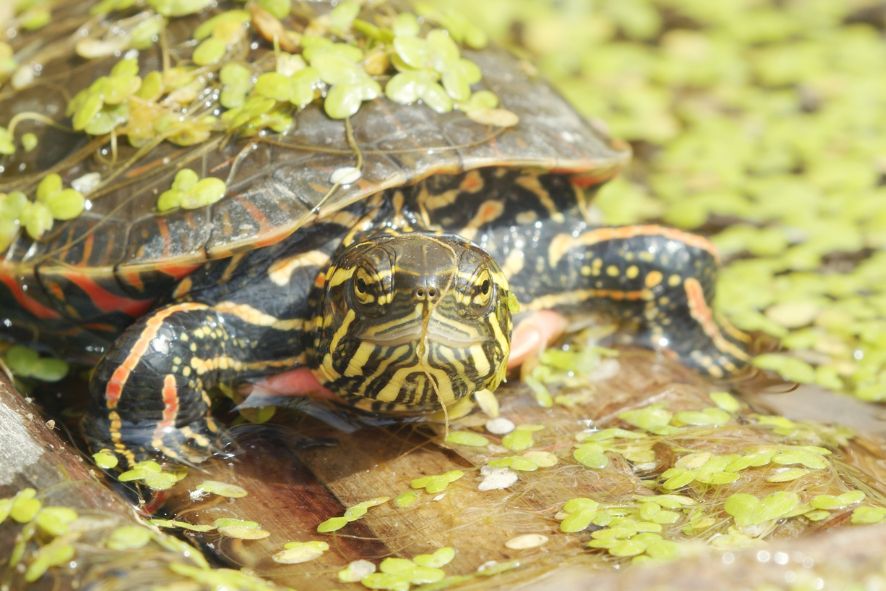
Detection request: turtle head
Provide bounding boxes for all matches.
[314,233,513,413]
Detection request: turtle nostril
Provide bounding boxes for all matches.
[427,287,438,298]
[415,288,425,299]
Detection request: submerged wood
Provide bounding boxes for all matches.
[155,349,886,590]
[522,523,886,591]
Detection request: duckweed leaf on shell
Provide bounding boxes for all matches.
[21,202,53,240]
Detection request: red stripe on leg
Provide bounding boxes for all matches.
[105,302,208,408]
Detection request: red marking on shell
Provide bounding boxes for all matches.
[63,273,154,316]
[82,322,121,333]
[0,272,62,320]
[118,268,145,292]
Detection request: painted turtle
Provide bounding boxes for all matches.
[0,1,750,464]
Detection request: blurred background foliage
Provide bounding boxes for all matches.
[428,0,886,402]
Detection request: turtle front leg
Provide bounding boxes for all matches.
[84,301,307,465]
[519,225,752,378]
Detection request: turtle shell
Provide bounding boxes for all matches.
[0,2,629,360]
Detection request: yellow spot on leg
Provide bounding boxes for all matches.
[645,271,663,288]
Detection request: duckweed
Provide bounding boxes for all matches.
[444,430,489,447]
[851,506,886,525]
[272,540,329,564]
[356,551,453,591]
[2,345,69,382]
[426,0,886,401]
[215,517,270,539]
[501,424,544,452]
[195,480,248,499]
[410,470,464,494]
[573,442,609,470]
[488,450,558,472]
[118,460,187,491]
[709,391,742,413]
[617,404,676,435]
[92,448,119,469]
[339,559,377,583]
[106,525,153,550]
[394,491,418,508]
[157,169,227,212]
[149,518,215,532]
[724,491,800,529]
[317,496,389,533]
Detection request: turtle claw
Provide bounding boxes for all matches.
[153,419,232,466]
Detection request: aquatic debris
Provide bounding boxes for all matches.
[505,534,548,550]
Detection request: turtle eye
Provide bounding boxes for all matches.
[469,268,493,307]
[352,267,376,305]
